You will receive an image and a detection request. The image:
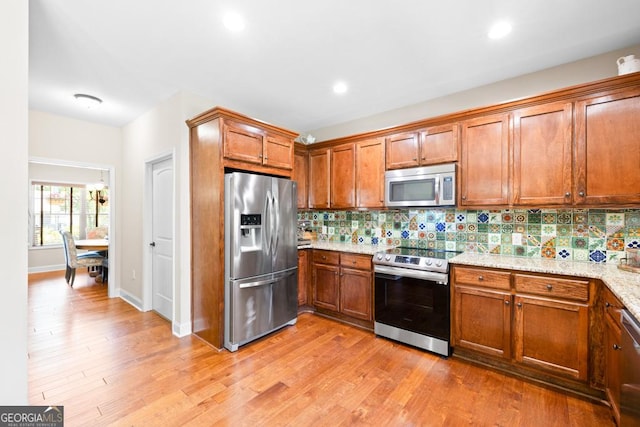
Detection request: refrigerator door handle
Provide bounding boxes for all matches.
[264,190,272,256]
[238,277,275,289]
[272,194,280,255]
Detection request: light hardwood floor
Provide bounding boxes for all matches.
[28,271,615,426]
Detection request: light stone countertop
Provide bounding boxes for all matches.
[450,252,640,322]
[298,242,640,321]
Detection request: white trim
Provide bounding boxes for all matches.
[28,264,65,274]
[118,288,143,311]
[142,149,176,321]
[172,320,192,338]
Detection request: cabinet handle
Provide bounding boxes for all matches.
[578,191,585,197]
[413,157,418,161]
[504,300,510,305]
[264,155,268,160]
[478,275,484,281]
[462,195,467,200]
[322,256,326,260]
[516,302,523,308]
[613,344,621,350]
[421,157,426,160]
[605,302,611,308]
[546,284,553,291]
[565,192,571,197]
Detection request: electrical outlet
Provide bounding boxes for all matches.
[512,233,523,245]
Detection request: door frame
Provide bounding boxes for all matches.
[142,150,176,319]
[29,156,117,298]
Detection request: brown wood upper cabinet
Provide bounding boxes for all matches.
[386,124,458,170]
[356,137,385,208]
[512,102,573,206]
[308,147,330,208]
[574,87,640,205]
[460,113,510,207]
[293,147,308,209]
[331,143,356,208]
[223,120,294,172]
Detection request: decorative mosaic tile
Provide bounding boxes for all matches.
[542,213,557,224]
[557,211,572,224]
[477,212,489,223]
[557,248,572,259]
[589,249,606,263]
[502,212,514,223]
[541,246,556,259]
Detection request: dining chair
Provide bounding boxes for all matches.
[60,231,105,287]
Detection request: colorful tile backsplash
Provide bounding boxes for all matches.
[298,208,640,264]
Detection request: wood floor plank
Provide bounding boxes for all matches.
[28,271,615,426]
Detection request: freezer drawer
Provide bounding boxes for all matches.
[224,268,298,352]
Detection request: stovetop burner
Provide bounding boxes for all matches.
[373,247,460,273]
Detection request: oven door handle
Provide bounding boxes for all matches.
[374,265,448,284]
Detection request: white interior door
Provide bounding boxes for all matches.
[151,158,173,320]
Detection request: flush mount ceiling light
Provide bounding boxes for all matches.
[74,93,102,109]
[488,21,512,39]
[333,81,348,95]
[223,12,245,32]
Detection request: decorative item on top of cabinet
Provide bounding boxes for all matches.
[512,101,573,206]
[293,145,308,209]
[460,113,510,207]
[603,286,625,425]
[356,137,385,208]
[574,87,640,206]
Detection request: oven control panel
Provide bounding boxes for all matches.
[374,252,448,273]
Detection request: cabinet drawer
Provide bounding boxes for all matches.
[340,253,371,270]
[603,285,625,326]
[313,250,340,265]
[454,266,511,290]
[514,274,589,301]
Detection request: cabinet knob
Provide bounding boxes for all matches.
[462,196,467,200]
[565,192,571,197]
[504,300,510,306]
[322,256,326,260]
[421,157,426,160]
[578,191,585,197]
[478,275,484,281]
[613,344,621,350]
[264,155,268,160]
[413,158,418,161]
[605,302,611,308]
[546,284,553,291]
[516,302,523,308]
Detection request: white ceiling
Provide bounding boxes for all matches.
[29,0,640,133]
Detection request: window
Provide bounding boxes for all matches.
[31,182,109,247]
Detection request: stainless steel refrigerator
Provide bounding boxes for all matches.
[224,171,298,352]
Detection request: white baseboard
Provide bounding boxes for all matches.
[28,264,65,274]
[118,288,143,311]
[173,321,192,337]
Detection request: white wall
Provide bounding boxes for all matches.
[1,0,28,404]
[120,91,211,336]
[308,43,640,141]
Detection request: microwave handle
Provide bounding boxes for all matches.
[434,175,440,205]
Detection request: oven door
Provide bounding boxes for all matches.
[374,265,450,355]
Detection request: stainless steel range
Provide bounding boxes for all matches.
[373,247,458,357]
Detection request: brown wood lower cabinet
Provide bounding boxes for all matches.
[452,265,593,396]
[311,250,373,328]
[603,286,624,425]
[297,249,310,307]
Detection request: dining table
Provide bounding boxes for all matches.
[75,238,109,252]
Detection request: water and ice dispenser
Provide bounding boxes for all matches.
[240,213,262,251]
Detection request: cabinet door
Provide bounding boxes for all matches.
[223,122,264,165]
[312,263,340,312]
[293,149,308,209]
[340,267,372,321]
[512,102,573,206]
[331,143,355,208]
[513,295,588,381]
[385,132,420,170]
[264,134,293,170]
[605,313,622,425]
[460,113,510,206]
[356,138,385,208]
[308,148,330,209]
[453,285,512,359]
[420,124,458,165]
[297,250,309,306]
[575,88,640,205]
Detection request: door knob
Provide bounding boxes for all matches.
[150,242,156,247]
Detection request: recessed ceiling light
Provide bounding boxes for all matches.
[488,21,512,39]
[74,93,102,109]
[223,12,245,32]
[333,81,348,95]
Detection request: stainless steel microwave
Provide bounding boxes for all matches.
[384,163,456,207]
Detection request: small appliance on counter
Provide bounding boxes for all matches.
[618,248,640,273]
[297,220,313,246]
